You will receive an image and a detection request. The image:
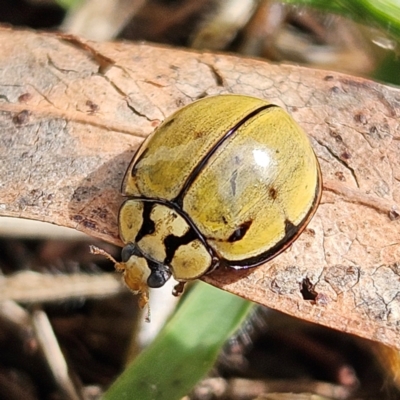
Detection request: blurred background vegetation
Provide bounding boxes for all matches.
[0,1,399,399]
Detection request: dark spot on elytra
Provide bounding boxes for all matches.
[324,75,334,81]
[228,220,252,242]
[194,130,205,138]
[269,187,277,200]
[330,86,340,94]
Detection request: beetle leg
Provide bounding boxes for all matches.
[172,281,187,296]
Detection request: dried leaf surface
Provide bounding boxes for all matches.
[0,28,399,348]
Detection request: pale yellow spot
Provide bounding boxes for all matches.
[138,204,190,263]
[119,200,144,244]
[171,239,212,281]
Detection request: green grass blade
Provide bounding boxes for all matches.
[104,282,254,400]
[281,0,400,42]
[55,0,81,10]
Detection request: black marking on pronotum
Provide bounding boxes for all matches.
[228,220,253,242]
[135,201,155,243]
[173,104,278,207]
[164,228,198,265]
[131,197,216,265]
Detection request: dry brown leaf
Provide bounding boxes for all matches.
[0,27,399,349]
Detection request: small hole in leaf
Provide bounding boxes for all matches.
[300,277,318,301]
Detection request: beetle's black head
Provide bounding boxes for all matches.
[121,243,172,289]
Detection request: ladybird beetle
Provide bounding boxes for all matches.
[96,94,322,310]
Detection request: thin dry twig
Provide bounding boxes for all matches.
[31,309,81,400]
[0,271,124,303]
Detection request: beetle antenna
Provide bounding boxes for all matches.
[89,245,118,263]
[89,245,128,271]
